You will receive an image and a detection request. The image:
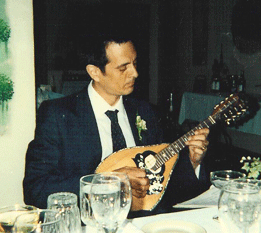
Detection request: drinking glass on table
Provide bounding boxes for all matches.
[12,209,69,233]
[210,170,246,189]
[0,204,37,233]
[210,170,246,221]
[100,172,132,228]
[90,173,121,233]
[80,174,102,233]
[47,192,81,233]
[218,179,261,233]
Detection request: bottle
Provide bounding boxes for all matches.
[164,93,180,142]
[237,70,246,93]
[211,59,220,93]
[219,43,229,90]
[230,75,237,93]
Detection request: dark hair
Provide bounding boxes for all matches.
[80,35,134,73]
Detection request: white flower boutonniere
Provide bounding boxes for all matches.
[136,114,147,141]
[240,156,261,179]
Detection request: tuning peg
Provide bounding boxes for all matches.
[225,119,231,125]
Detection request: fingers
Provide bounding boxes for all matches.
[185,128,209,149]
[113,167,150,198]
[185,128,209,169]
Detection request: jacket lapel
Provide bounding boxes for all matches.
[74,89,102,164]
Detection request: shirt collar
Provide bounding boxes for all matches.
[88,81,124,116]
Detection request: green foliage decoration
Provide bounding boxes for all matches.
[0,73,14,102]
[0,19,11,42]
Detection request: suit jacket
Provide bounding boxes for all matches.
[23,86,210,214]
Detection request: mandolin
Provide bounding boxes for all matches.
[95,94,248,211]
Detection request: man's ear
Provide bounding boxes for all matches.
[86,65,102,82]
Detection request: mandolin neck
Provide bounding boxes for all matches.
[151,116,216,171]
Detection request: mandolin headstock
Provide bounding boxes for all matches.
[211,93,248,125]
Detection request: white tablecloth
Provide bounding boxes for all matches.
[131,207,220,233]
[82,207,261,232]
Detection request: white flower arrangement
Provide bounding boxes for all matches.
[136,114,147,141]
[240,156,261,179]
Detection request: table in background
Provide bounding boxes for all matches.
[178,92,261,153]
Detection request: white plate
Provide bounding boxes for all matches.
[141,219,207,233]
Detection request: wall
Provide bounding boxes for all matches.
[176,0,261,96]
[0,0,35,207]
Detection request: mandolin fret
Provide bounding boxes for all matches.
[162,148,172,159]
[153,117,217,170]
[155,153,165,164]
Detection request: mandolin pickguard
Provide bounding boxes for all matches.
[132,150,165,195]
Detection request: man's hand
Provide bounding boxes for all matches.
[113,167,149,198]
[185,128,210,169]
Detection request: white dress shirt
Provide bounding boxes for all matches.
[88,81,136,161]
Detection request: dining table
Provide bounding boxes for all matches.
[82,207,220,233]
[131,207,220,233]
[82,206,261,232]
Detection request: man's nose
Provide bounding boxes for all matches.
[131,64,138,78]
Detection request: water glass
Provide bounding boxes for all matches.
[12,209,69,233]
[0,204,37,233]
[100,172,132,227]
[47,192,81,233]
[90,173,121,233]
[80,174,100,232]
[218,179,261,233]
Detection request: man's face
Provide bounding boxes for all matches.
[94,41,138,105]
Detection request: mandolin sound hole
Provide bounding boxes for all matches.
[132,150,165,195]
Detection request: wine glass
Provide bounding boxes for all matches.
[80,174,102,233]
[99,172,132,229]
[210,170,246,189]
[0,204,37,233]
[218,179,261,233]
[210,170,246,221]
[12,209,69,233]
[90,173,121,233]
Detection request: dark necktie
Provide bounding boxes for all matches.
[105,110,127,152]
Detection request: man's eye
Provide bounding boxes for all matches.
[119,66,127,72]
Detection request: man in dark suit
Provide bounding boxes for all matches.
[23,36,210,215]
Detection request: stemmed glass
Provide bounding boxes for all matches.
[12,209,69,233]
[101,172,132,229]
[218,179,261,233]
[90,173,121,233]
[210,170,246,221]
[80,174,102,233]
[210,170,246,189]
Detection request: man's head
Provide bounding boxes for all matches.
[85,36,138,105]
[84,36,133,73]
